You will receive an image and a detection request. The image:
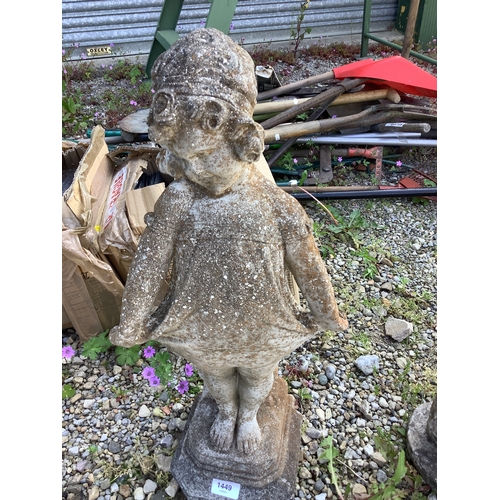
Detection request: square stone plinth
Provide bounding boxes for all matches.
[171,376,302,500]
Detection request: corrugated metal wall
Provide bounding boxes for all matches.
[62,0,398,58]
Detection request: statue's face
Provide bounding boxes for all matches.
[181,154,246,196]
[148,91,246,196]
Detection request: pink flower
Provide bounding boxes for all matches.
[149,376,161,387]
[62,345,75,359]
[396,160,402,167]
[142,366,156,379]
[184,364,194,377]
[337,157,343,162]
[143,346,156,358]
[177,380,189,394]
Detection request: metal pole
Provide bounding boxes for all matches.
[360,0,373,57]
[401,0,421,59]
[295,135,437,147]
[363,34,437,65]
[288,187,437,200]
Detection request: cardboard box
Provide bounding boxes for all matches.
[62,126,126,340]
[62,197,124,341]
[125,183,166,237]
[62,126,168,340]
[62,305,73,330]
[97,158,150,282]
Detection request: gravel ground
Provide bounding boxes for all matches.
[62,195,437,500]
[62,41,437,500]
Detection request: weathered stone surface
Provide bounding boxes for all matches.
[165,478,179,498]
[371,452,387,466]
[427,396,437,445]
[138,404,151,418]
[354,355,380,375]
[156,454,173,472]
[108,27,348,497]
[171,376,302,499]
[385,317,413,341]
[407,400,437,492]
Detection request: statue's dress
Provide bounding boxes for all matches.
[146,168,319,370]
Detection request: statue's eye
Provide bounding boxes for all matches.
[153,91,174,116]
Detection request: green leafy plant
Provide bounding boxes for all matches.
[295,387,313,410]
[323,206,378,249]
[318,435,350,499]
[81,330,113,359]
[62,81,91,137]
[115,344,142,366]
[369,427,431,499]
[369,450,408,499]
[298,169,309,186]
[297,387,312,401]
[290,0,313,60]
[353,247,379,279]
[62,384,76,399]
[111,385,129,401]
[276,151,299,171]
[62,45,97,82]
[353,331,372,351]
[148,351,174,386]
[88,444,99,456]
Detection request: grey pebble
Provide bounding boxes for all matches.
[143,479,157,494]
[325,365,336,379]
[305,428,322,439]
[108,441,121,454]
[99,479,111,490]
[354,355,380,375]
[314,479,325,491]
[160,434,174,448]
[377,469,388,483]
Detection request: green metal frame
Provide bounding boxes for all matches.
[146,0,239,77]
[360,0,436,65]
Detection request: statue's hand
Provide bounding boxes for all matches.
[109,323,149,348]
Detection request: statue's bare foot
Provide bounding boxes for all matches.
[210,411,236,452]
[236,418,261,454]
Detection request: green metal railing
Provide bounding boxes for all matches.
[361,0,437,66]
[146,0,239,77]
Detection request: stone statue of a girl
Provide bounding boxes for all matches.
[109,27,348,455]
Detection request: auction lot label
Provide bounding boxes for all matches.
[211,478,240,499]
